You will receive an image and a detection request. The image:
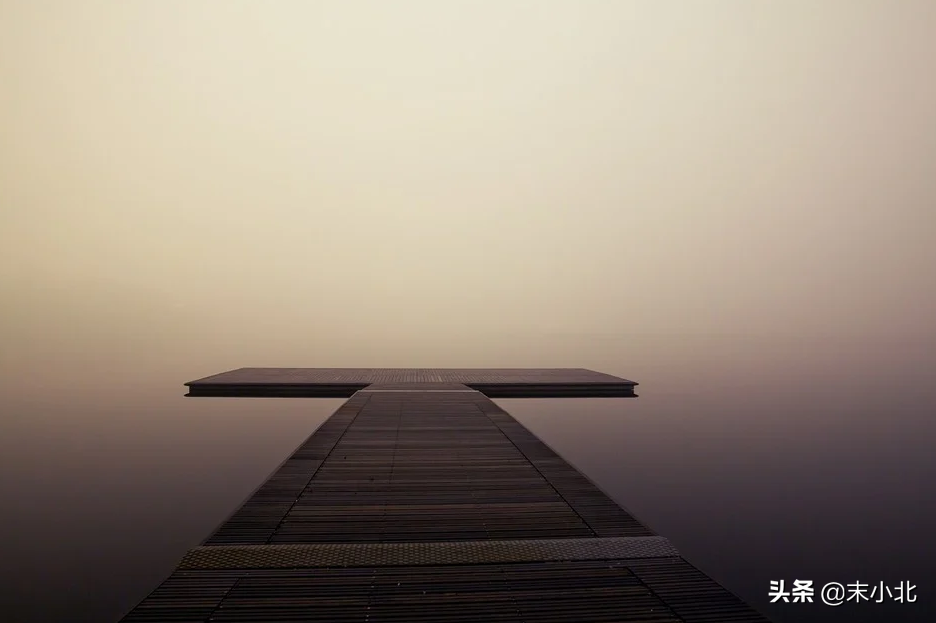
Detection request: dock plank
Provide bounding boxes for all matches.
[184,368,637,397]
[117,372,771,622]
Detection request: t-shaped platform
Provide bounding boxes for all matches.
[184,367,639,397]
[119,368,771,622]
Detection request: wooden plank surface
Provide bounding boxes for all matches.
[117,376,772,622]
[120,560,770,623]
[184,368,638,397]
[204,389,651,545]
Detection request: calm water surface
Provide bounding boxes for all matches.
[1,334,934,623]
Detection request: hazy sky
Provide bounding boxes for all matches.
[2,1,934,369]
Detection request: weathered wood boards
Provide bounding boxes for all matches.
[184,368,638,397]
[116,373,771,622]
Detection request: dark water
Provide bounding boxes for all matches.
[1,334,934,622]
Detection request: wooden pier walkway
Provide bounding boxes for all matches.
[118,369,771,622]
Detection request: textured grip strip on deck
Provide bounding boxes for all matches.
[180,536,679,569]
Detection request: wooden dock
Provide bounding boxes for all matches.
[119,369,771,622]
[184,367,638,397]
